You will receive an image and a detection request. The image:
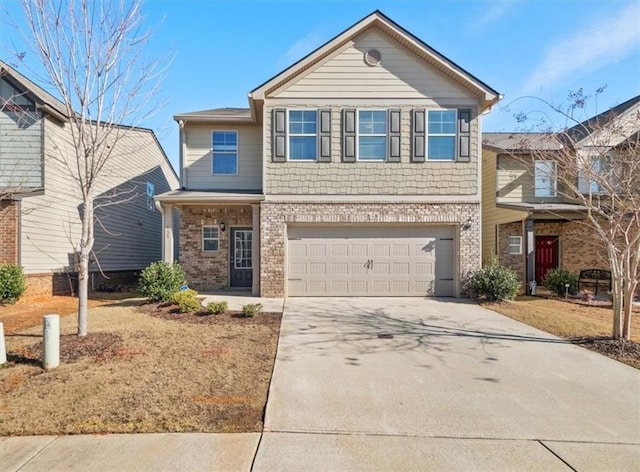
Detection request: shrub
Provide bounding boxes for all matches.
[169,289,200,313]
[138,262,185,302]
[544,268,578,297]
[207,300,228,315]
[242,303,263,318]
[0,264,26,304]
[468,261,520,301]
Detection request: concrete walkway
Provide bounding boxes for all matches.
[3,297,639,471]
[254,297,640,471]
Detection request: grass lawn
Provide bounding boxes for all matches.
[0,299,281,435]
[484,296,640,368]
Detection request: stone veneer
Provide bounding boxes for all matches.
[259,201,481,297]
[264,104,480,195]
[0,200,18,264]
[179,205,253,291]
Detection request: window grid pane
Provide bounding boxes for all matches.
[535,161,557,197]
[212,131,238,174]
[289,110,317,160]
[203,226,219,252]
[358,110,387,160]
[427,110,456,160]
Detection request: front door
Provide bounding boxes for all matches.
[230,228,253,288]
[535,236,558,284]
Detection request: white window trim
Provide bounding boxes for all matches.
[426,108,457,161]
[202,225,220,253]
[356,108,387,161]
[211,130,238,176]
[534,160,557,197]
[287,109,318,161]
[507,236,522,255]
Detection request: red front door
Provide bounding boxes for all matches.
[535,236,559,283]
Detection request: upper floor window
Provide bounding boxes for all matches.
[534,160,557,197]
[427,110,456,160]
[289,110,317,160]
[212,131,237,174]
[358,110,387,160]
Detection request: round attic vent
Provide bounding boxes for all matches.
[364,49,382,66]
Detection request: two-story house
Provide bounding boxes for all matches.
[156,11,500,298]
[481,95,640,290]
[0,61,179,297]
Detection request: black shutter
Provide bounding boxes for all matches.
[412,109,426,162]
[342,108,356,162]
[457,108,471,163]
[272,108,286,162]
[318,109,332,163]
[388,109,401,162]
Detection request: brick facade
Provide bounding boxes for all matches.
[0,200,18,264]
[179,205,253,291]
[260,201,481,297]
[497,221,526,286]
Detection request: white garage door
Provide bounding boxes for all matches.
[287,226,455,297]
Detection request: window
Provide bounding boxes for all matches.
[202,226,219,252]
[507,236,522,255]
[427,110,456,160]
[534,160,557,197]
[289,110,317,160]
[212,131,237,174]
[358,110,387,160]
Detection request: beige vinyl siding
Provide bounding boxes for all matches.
[264,103,480,196]
[20,116,179,274]
[273,28,474,101]
[496,154,568,203]
[481,150,527,262]
[184,125,262,191]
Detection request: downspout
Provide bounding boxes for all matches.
[525,212,535,294]
[178,120,187,190]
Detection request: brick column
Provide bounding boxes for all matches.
[0,201,18,264]
[252,204,260,296]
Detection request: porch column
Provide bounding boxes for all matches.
[162,203,174,264]
[525,218,535,293]
[251,204,260,296]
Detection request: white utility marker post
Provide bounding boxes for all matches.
[0,322,6,365]
[43,314,60,369]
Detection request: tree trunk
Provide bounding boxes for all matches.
[622,280,637,341]
[77,197,94,337]
[611,275,623,340]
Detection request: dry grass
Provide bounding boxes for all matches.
[485,296,640,368]
[0,300,281,435]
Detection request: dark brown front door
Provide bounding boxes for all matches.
[535,236,558,283]
[230,228,253,288]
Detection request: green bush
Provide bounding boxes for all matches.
[543,268,578,296]
[169,289,200,313]
[207,300,228,315]
[242,303,263,318]
[0,264,26,304]
[138,262,185,302]
[468,261,520,301]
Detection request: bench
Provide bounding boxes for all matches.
[578,269,611,295]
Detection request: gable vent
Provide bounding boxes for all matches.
[364,49,382,66]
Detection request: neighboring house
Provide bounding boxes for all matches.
[155,11,500,298]
[0,61,179,297]
[481,95,640,290]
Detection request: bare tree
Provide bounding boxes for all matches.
[13,0,165,336]
[507,91,639,340]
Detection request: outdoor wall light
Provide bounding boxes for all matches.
[462,218,472,231]
[220,221,226,232]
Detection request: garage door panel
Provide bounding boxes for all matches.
[288,226,455,297]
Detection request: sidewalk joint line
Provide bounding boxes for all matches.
[15,436,59,472]
[538,440,578,472]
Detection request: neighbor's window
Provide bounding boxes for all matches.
[288,110,317,160]
[202,226,219,252]
[427,110,456,160]
[534,160,557,197]
[358,110,387,160]
[212,131,238,174]
[507,236,522,255]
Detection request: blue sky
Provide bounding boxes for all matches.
[2,0,639,171]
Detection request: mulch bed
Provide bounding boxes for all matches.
[569,336,640,369]
[9,332,124,365]
[135,302,282,328]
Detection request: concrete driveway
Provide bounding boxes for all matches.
[254,297,640,471]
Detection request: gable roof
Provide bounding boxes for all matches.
[173,107,254,123]
[0,60,69,121]
[483,132,563,153]
[250,10,500,110]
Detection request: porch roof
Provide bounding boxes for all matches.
[497,202,587,214]
[155,190,264,205]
